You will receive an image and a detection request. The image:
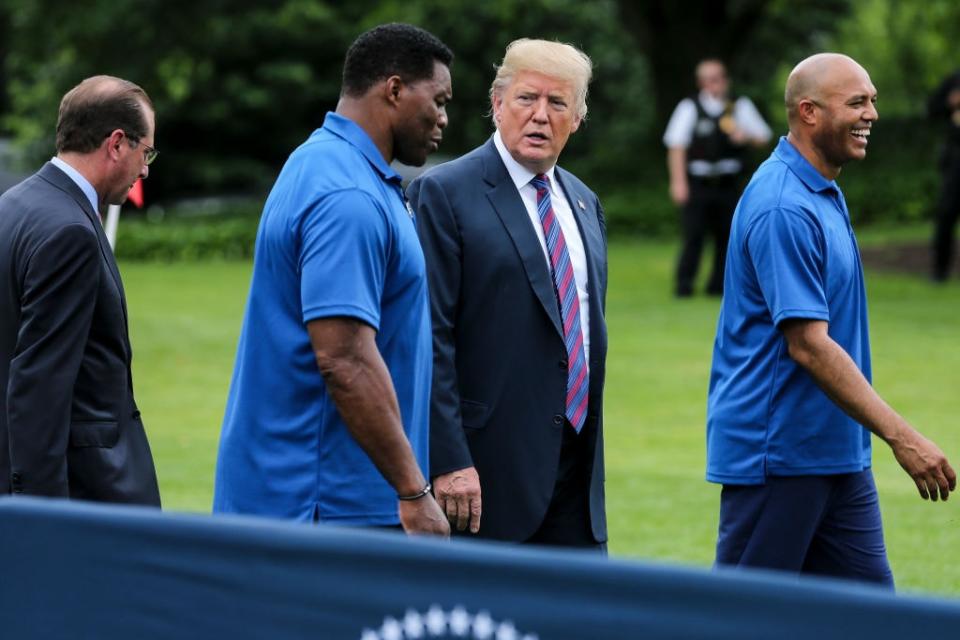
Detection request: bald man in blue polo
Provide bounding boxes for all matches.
[707,53,956,586]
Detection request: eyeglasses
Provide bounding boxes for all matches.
[133,139,159,165]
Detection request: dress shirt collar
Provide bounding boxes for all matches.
[493,130,559,193]
[50,156,99,215]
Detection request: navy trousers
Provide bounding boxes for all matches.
[716,470,894,587]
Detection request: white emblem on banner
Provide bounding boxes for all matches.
[360,605,539,640]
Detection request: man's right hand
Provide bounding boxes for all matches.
[398,494,450,537]
[889,429,957,502]
[433,467,482,533]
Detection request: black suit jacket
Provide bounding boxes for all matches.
[0,162,160,505]
[407,139,607,542]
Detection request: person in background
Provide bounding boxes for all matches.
[929,68,960,282]
[664,59,771,297]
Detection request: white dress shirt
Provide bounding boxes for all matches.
[493,130,590,364]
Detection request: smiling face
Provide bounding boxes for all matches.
[810,60,878,172]
[492,70,581,174]
[392,61,452,167]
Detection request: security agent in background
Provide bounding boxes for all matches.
[929,69,960,282]
[664,59,771,297]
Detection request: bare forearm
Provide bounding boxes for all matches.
[667,147,689,205]
[787,335,906,443]
[667,147,687,186]
[326,361,424,493]
[310,320,426,497]
[782,319,955,500]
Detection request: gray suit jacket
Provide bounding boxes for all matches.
[0,162,160,504]
[407,139,607,542]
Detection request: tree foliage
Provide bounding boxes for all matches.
[616,0,852,129]
[1,0,954,215]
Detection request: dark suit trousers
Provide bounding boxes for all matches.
[526,421,605,551]
[676,176,740,296]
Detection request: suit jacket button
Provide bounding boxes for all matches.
[558,358,568,369]
[552,415,564,425]
[11,472,22,483]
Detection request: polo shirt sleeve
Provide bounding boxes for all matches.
[299,188,389,330]
[745,207,829,327]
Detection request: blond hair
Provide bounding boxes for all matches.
[489,38,593,120]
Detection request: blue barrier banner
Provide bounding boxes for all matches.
[1,497,958,639]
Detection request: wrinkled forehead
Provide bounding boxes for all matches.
[508,70,576,96]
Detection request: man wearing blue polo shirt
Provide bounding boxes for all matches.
[708,53,956,585]
[213,24,453,536]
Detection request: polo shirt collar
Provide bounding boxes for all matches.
[321,112,402,183]
[773,136,839,195]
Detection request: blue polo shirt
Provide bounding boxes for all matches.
[706,136,872,485]
[213,112,432,524]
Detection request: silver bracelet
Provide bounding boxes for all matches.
[397,482,432,501]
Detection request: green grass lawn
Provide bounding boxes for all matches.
[122,229,960,596]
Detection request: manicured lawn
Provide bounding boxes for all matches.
[122,229,960,596]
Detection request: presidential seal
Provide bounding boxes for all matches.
[360,605,539,640]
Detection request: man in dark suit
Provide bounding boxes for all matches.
[408,39,607,548]
[0,75,161,505]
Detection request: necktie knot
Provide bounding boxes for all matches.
[531,174,549,191]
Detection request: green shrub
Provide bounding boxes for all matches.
[115,210,261,261]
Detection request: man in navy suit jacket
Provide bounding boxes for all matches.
[0,76,160,505]
[408,39,607,548]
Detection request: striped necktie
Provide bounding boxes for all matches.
[531,173,588,433]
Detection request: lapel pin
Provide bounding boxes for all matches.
[577,199,586,211]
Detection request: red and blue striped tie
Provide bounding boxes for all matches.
[531,174,588,433]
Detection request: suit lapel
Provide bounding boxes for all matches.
[38,163,130,333]
[481,142,564,339]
